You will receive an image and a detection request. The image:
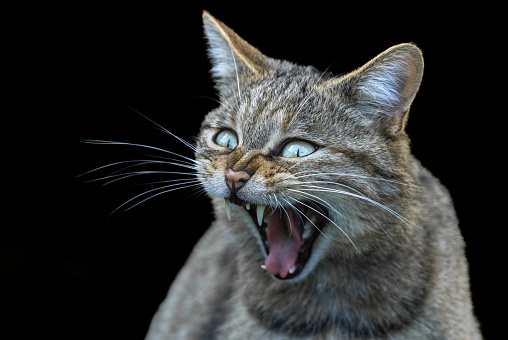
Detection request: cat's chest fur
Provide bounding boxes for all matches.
[145,11,481,340]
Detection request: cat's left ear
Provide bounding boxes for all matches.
[325,43,424,135]
[202,11,269,93]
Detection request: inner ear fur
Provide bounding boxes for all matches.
[202,11,270,92]
[323,43,424,135]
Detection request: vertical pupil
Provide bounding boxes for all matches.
[296,148,300,157]
[226,139,230,148]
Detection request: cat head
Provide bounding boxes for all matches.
[195,11,423,281]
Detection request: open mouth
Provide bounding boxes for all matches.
[225,199,327,280]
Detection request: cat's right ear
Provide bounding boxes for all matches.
[202,11,268,93]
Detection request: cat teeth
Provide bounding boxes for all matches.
[224,198,232,221]
[261,264,267,270]
[224,200,266,224]
[289,265,296,274]
[256,205,265,226]
[302,227,313,240]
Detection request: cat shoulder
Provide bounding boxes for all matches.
[146,221,235,339]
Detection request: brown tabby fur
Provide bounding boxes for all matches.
[145,11,481,339]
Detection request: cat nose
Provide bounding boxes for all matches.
[225,168,251,192]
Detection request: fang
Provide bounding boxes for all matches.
[256,205,265,226]
[224,198,231,220]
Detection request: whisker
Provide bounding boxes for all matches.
[286,187,345,223]
[113,181,203,214]
[82,140,200,165]
[371,215,393,240]
[221,34,242,101]
[288,192,358,252]
[280,196,328,239]
[290,171,417,187]
[133,176,205,186]
[76,160,148,178]
[183,183,210,201]
[137,153,202,166]
[85,171,198,186]
[276,159,308,182]
[292,186,420,229]
[92,160,197,180]
[276,195,294,237]
[125,106,212,161]
[216,92,235,112]
[194,95,233,111]
[297,180,367,197]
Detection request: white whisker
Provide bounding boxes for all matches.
[286,188,347,229]
[288,192,358,252]
[290,171,417,187]
[134,177,205,186]
[223,35,242,101]
[280,196,328,239]
[292,186,419,229]
[137,153,202,166]
[297,180,367,197]
[276,195,294,236]
[216,93,234,111]
[85,171,199,186]
[113,181,203,214]
[82,140,200,165]
[197,95,233,111]
[125,106,212,161]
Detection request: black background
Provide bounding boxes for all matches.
[6,3,502,339]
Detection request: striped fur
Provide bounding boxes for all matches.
[146,11,481,339]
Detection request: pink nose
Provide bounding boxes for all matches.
[225,169,251,192]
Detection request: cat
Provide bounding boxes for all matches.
[145,11,481,339]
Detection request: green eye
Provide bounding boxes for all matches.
[215,130,238,150]
[281,140,317,158]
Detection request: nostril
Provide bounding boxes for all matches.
[225,169,251,183]
[225,169,251,191]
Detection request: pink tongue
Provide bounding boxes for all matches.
[264,209,302,278]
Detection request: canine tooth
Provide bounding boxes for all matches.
[302,228,312,239]
[224,198,231,221]
[289,265,296,274]
[256,205,265,226]
[261,264,267,270]
[246,203,250,210]
[303,221,313,229]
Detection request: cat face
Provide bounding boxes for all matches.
[194,12,423,281]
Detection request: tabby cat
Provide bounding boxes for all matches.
[145,11,481,339]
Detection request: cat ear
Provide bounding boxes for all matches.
[326,43,424,135]
[202,11,268,93]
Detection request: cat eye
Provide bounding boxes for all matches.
[280,140,317,158]
[215,130,238,150]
